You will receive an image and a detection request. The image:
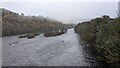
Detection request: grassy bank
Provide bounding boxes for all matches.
[74,15,120,67]
[1,8,70,37]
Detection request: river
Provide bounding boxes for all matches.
[2,29,98,66]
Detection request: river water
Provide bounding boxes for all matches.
[2,29,98,66]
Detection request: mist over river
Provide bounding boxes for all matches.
[2,29,98,66]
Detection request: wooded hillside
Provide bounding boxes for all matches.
[1,8,67,36]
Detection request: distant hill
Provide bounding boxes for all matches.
[1,8,67,36]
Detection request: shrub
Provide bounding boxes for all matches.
[75,15,120,67]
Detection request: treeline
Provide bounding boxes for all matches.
[63,24,76,29]
[1,8,68,36]
[74,15,120,67]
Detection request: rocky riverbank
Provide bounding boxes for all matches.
[44,30,67,37]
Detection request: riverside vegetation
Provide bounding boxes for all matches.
[2,8,120,67]
[74,15,120,67]
[1,8,75,37]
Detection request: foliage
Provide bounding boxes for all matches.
[75,15,120,67]
[1,8,67,36]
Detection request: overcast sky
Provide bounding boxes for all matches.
[1,0,119,24]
